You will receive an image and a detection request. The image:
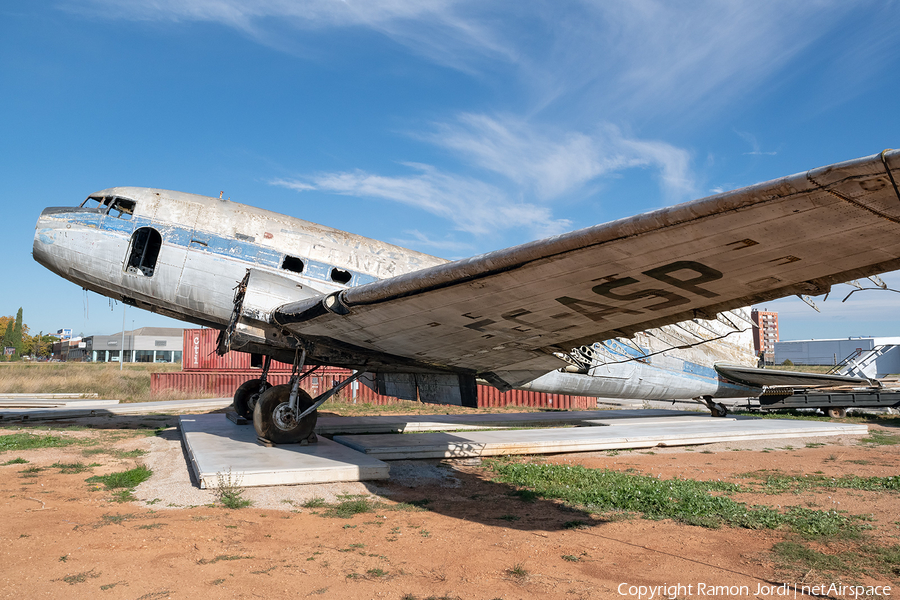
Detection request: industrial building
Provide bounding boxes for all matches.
[775,336,900,369]
[56,327,184,363]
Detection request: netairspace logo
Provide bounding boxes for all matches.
[617,582,893,598]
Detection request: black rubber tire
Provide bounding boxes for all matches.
[253,383,318,444]
[710,404,728,418]
[826,407,847,419]
[233,378,271,420]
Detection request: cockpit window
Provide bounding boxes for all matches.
[107,198,135,220]
[81,196,112,210]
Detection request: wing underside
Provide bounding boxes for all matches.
[266,150,900,388]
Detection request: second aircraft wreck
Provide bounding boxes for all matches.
[33,150,900,442]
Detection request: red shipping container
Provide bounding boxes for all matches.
[153,367,596,409]
[170,329,597,409]
[182,329,294,372]
[152,367,406,405]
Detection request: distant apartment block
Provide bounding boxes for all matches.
[751,309,779,362]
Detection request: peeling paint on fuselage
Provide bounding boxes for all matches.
[524,313,760,398]
[33,187,447,330]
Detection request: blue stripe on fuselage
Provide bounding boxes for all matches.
[60,210,377,288]
[682,361,717,379]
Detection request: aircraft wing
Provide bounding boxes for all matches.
[714,364,871,388]
[272,150,900,388]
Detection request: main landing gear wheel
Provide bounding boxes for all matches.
[700,395,728,418]
[826,407,848,419]
[710,403,729,418]
[233,378,271,420]
[253,383,318,444]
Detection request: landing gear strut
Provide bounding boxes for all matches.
[233,356,273,419]
[251,346,365,444]
[254,383,318,444]
[699,395,729,418]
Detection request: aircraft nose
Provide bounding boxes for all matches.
[33,207,64,270]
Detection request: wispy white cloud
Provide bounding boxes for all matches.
[391,230,474,254]
[65,1,871,119]
[273,115,694,238]
[65,0,514,70]
[735,130,778,156]
[423,113,696,201]
[271,163,572,237]
[73,0,890,241]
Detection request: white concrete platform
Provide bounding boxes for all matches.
[0,393,100,399]
[0,398,119,408]
[180,414,390,488]
[333,418,868,460]
[0,397,233,421]
[315,409,726,435]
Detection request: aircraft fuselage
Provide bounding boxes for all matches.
[34,187,761,400]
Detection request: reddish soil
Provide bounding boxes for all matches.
[1,414,898,600]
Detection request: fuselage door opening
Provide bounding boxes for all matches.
[126,227,162,277]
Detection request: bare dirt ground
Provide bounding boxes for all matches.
[1,410,898,600]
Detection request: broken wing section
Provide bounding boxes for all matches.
[714,364,871,388]
[272,150,900,389]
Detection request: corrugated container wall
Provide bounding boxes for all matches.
[152,368,596,409]
[168,329,596,409]
[183,328,294,371]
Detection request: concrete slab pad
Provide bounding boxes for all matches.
[315,409,725,435]
[180,414,389,488]
[333,418,868,460]
[0,398,233,421]
[0,399,119,408]
[0,393,100,399]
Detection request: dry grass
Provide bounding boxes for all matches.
[0,362,210,403]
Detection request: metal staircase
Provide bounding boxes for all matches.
[827,348,864,375]
[832,345,900,379]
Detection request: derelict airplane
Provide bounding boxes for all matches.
[33,150,900,443]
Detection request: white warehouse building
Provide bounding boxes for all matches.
[774,337,900,367]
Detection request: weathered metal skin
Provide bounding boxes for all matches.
[31,150,900,401]
[33,187,446,337]
[524,310,761,399]
[272,150,900,387]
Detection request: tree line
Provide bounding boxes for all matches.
[1,308,58,361]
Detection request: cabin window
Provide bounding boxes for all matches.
[125,227,162,277]
[282,255,305,274]
[107,198,135,220]
[330,267,352,284]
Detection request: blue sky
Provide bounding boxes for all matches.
[2,1,900,341]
